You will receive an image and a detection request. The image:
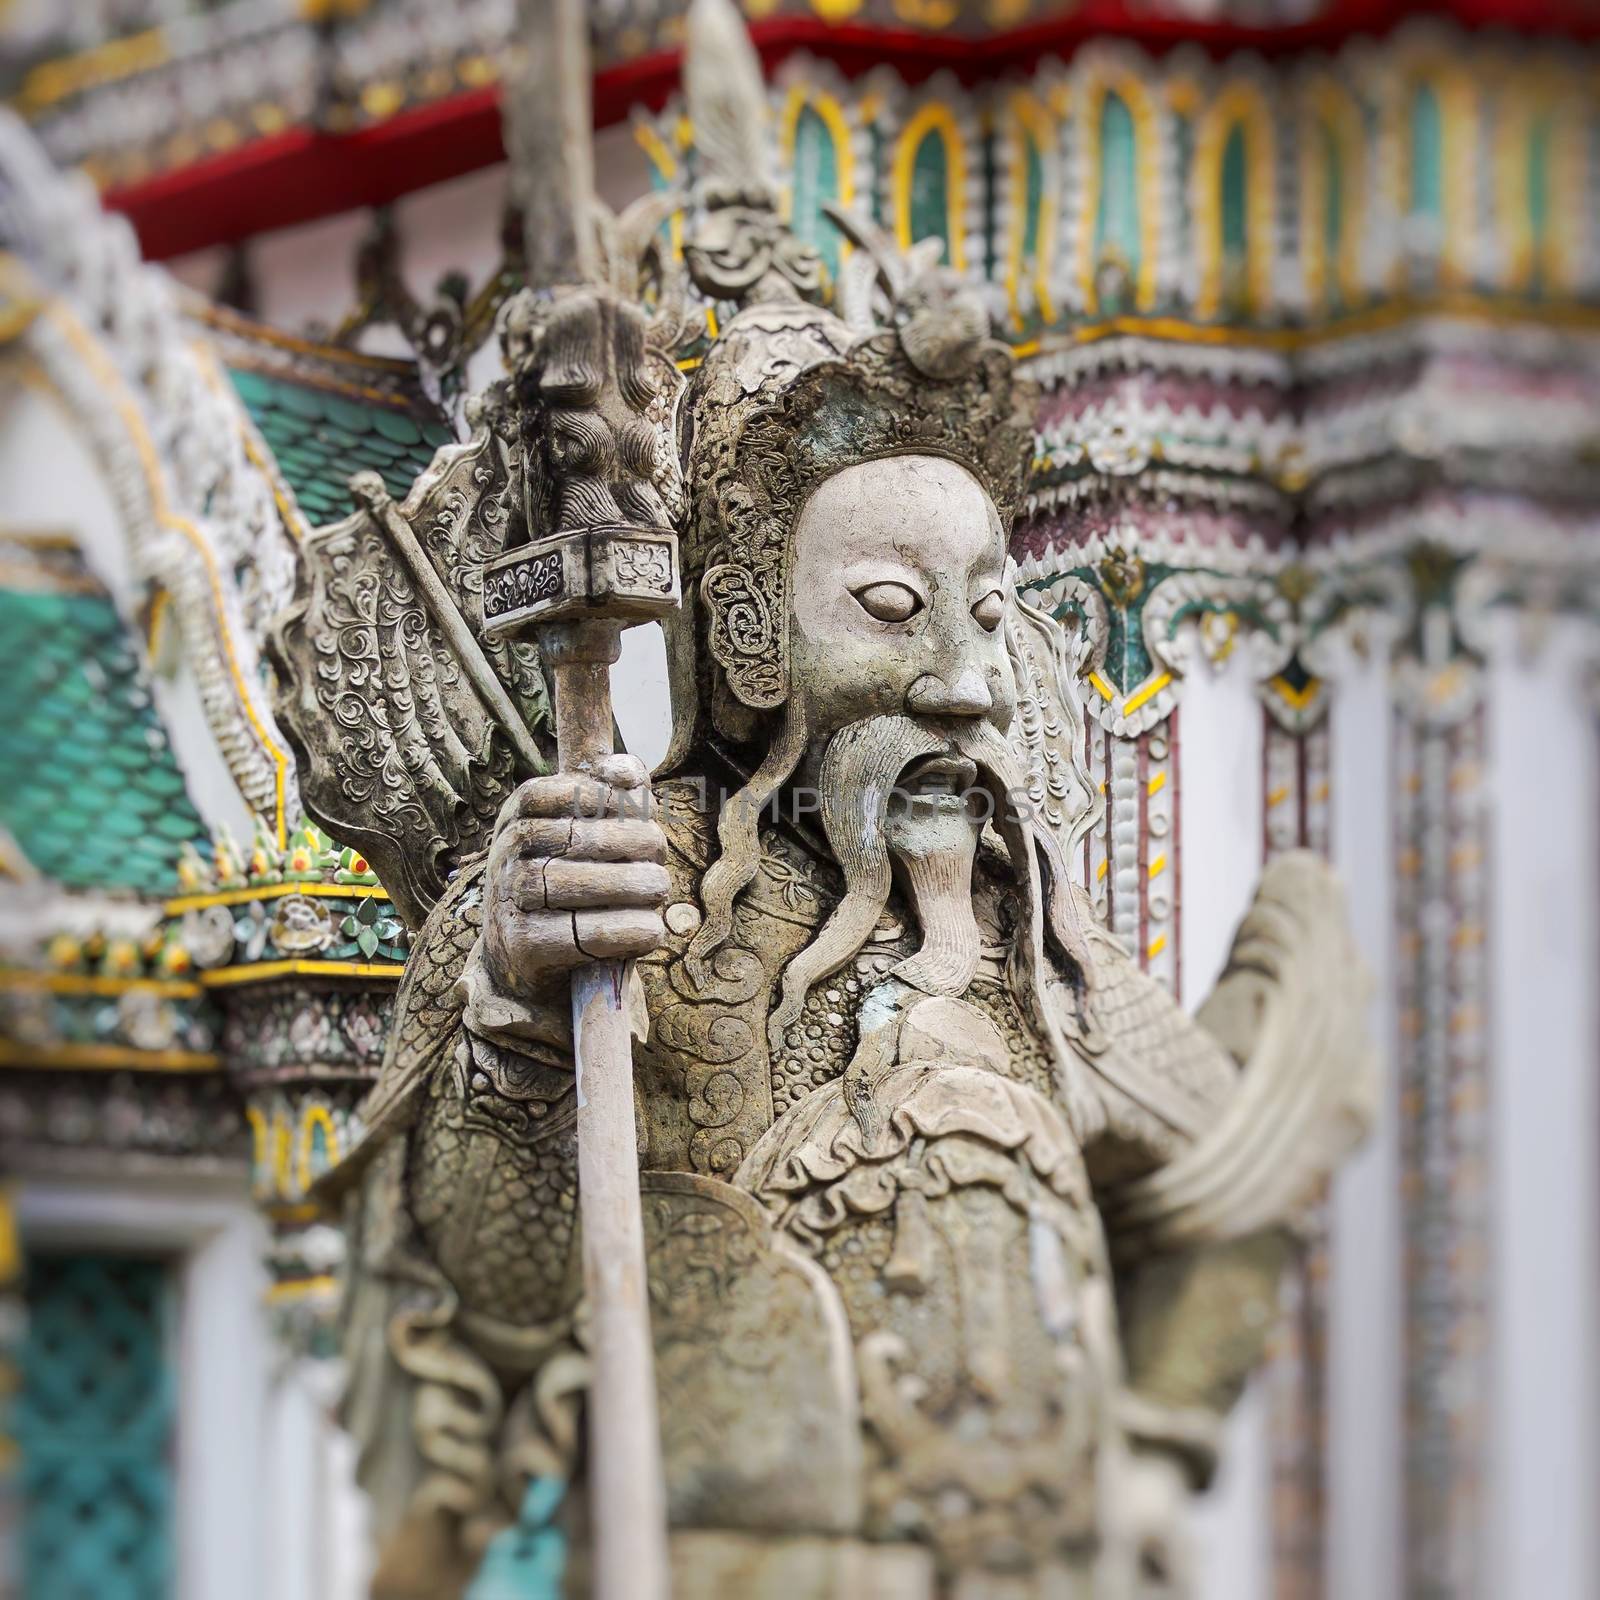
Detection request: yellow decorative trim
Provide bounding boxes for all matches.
[1193,81,1276,320]
[199,959,407,989]
[1096,859,1109,883]
[892,101,967,272]
[1004,90,1058,331]
[1266,784,1291,809]
[299,0,373,20]
[1076,67,1160,313]
[0,969,201,999]
[1124,671,1173,716]
[266,1274,340,1304]
[1149,852,1167,879]
[0,295,42,345]
[272,1109,292,1193]
[633,120,684,260]
[1299,76,1366,313]
[192,305,424,380]
[16,29,170,115]
[1144,768,1168,797]
[247,1104,269,1176]
[1268,672,1322,711]
[0,1040,218,1073]
[1024,294,1600,359]
[1087,670,1116,702]
[144,584,170,659]
[0,1184,18,1286]
[1146,934,1168,960]
[164,881,390,915]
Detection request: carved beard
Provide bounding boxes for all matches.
[766,713,1088,1052]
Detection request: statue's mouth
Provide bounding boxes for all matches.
[897,752,979,800]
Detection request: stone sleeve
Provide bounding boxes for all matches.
[1113,1228,1295,1487]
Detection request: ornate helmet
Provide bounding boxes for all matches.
[678,303,1036,724]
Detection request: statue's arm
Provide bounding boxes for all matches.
[1077,853,1376,1485]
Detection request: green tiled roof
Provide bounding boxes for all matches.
[227,367,454,528]
[0,549,208,898]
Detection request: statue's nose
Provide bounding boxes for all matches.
[906,668,993,717]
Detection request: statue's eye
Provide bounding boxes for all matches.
[853,581,924,624]
[971,590,1006,632]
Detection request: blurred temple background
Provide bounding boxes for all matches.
[0,1,1598,1597]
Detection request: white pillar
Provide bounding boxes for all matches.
[1486,619,1600,1600]
[1178,655,1270,1600]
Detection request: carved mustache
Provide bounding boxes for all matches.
[767,715,947,1052]
[765,713,1091,1052]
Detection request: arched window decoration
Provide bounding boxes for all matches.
[1078,69,1158,314]
[1006,91,1058,329]
[1219,122,1250,315]
[299,1104,339,1192]
[895,103,966,269]
[1094,90,1140,312]
[1527,117,1552,290]
[1300,78,1364,313]
[1409,82,1444,229]
[783,92,852,282]
[1495,69,1582,297]
[1194,84,1274,320]
[1394,65,1477,288]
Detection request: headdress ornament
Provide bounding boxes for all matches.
[683,315,1036,710]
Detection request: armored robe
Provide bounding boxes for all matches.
[332,763,1356,1599]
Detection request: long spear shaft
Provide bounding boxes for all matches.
[500,5,671,1597]
[545,623,670,1600]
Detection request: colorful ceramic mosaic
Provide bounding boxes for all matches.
[0,535,210,897]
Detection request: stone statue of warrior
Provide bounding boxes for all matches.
[269,6,1374,1597]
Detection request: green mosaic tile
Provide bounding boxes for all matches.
[227,367,453,529]
[0,584,208,898]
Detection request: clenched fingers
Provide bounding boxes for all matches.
[499,816,666,865]
[501,766,656,825]
[488,907,666,971]
[506,859,670,913]
[574,908,665,961]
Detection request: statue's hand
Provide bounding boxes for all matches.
[480,754,669,990]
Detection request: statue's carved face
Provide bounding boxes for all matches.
[761,453,1027,1026]
[789,454,1018,753]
